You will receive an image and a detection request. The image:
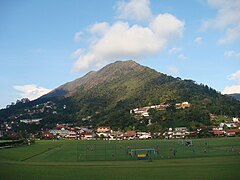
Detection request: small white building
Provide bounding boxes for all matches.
[164,127,189,139]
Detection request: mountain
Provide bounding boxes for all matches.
[228,94,240,101]
[1,60,240,131]
[41,60,156,98]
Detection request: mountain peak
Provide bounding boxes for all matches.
[100,60,142,70]
[42,60,152,99]
[98,60,146,74]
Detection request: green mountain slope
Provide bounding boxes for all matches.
[228,93,240,100]
[1,60,240,130]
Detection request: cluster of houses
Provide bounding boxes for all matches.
[40,124,152,140]
[130,102,191,117]
[163,127,191,139]
[209,117,240,137]
[4,101,67,123]
[39,117,240,141]
[1,101,240,140]
[20,118,42,124]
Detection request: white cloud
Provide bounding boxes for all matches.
[116,0,152,21]
[222,85,240,94]
[168,47,182,55]
[89,22,110,35]
[71,48,84,58]
[73,14,184,72]
[228,70,240,81]
[218,25,240,44]
[178,54,188,60]
[74,31,83,42]
[223,70,240,94]
[13,84,52,100]
[72,0,185,72]
[224,50,240,58]
[194,37,202,45]
[201,0,240,44]
[149,14,184,40]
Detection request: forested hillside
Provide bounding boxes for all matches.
[1,60,240,131]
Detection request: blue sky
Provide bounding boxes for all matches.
[0,0,240,109]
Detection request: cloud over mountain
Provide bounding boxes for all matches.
[72,0,184,72]
[201,0,240,44]
[14,84,52,100]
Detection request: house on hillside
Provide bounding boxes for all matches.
[80,131,96,140]
[65,131,77,139]
[49,129,70,138]
[209,130,225,136]
[225,129,240,136]
[40,131,54,139]
[175,102,191,109]
[123,131,136,140]
[136,132,151,139]
[233,117,240,123]
[20,118,42,124]
[163,127,190,139]
[131,107,150,117]
[172,127,189,139]
[96,126,111,133]
[109,131,123,140]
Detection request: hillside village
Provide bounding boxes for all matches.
[1,60,240,141]
[130,102,191,118]
[1,100,240,140]
[21,116,240,140]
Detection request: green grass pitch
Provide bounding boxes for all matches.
[0,138,240,179]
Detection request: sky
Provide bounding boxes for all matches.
[0,0,240,109]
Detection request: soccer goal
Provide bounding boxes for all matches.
[177,139,193,147]
[185,140,193,147]
[130,148,157,160]
[177,139,184,145]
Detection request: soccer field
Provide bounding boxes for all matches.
[1,138,240,179]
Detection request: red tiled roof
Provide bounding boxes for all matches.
[226,129,240,133]
[124,131,136,137]
[81,131,94,135]
[209,130,225,135]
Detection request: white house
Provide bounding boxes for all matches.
[164,127,189,139]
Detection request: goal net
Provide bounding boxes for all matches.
[130,148,157,160]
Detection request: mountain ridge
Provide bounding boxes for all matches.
[227,93,240,101]
[1,60,240,130]
[41,60,158,99]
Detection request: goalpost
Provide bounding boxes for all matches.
[130,148,157,160]
[177,139,193,147]
[185,140,193,147]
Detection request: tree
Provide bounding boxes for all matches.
[147,123,161,138]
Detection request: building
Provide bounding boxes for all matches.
[40,131,54,139]
[80,131,95,140]
[175,102,191,109]
[96,126,111,133]
[225,129,240,136]
[209,130,225,136]
[65,131,77,139]
[163,127,190,139]
[123,131,136,140]
[20,118,42,124]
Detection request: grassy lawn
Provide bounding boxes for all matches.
[0,138,240,179]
